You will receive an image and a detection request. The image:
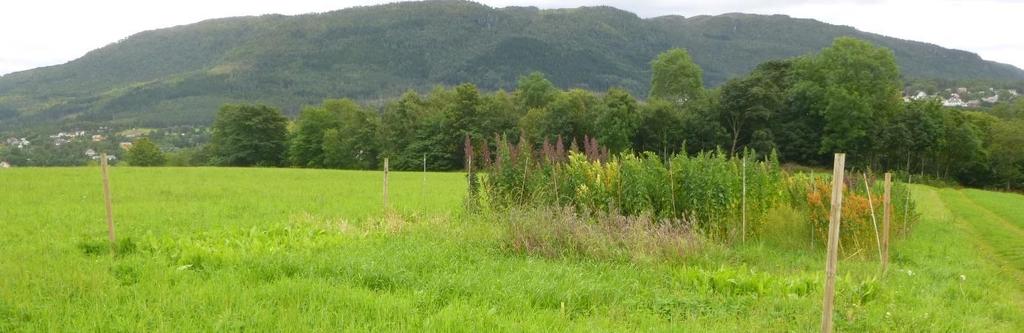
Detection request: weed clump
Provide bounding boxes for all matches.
[502,207,704,262]
[77,237,137,256]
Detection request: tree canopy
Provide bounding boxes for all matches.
[210,104,289,167]
[126,138,166,166]
[649,48,704,103]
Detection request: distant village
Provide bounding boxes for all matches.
[904,87,1019,108]
[1,126,209,167]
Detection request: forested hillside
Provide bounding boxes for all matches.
[1,0,1022,130]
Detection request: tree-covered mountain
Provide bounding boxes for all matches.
[1,0,1022,130]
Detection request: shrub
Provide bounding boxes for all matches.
[619,152,672,217]
[126,138,166,166]
[791,173,919,257]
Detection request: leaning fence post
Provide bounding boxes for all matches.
[100,153,116,252]
[882,173,893,275]
[863,173,881,260]
[821,153,846,333]
[383,157,389,211]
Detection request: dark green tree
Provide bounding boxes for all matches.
[126,137,166,166]
[679,90,727,154]
[515,72,558,110]
[989,120,1024,189]
[892,100,943,173]
[289,101,346,167]
[478,90,519,139]
[814,38,902,165]
[649,48,704,103]
[635,99,686,157]
[595,88,640,153]
[210,104,289,167]
[718,71,781,155]
[380,91,428,169]
[322,102,380,169]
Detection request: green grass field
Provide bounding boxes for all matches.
[1,168,1023,331]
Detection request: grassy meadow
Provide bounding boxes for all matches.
[1,167,1023,331]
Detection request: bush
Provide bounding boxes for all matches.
[126,138,166,166]
[790,173,919,257]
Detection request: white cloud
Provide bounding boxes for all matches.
[0,0,1021,75]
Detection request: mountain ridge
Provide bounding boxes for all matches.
[1,0,1021,130]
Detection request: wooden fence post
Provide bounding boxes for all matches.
[668,160,677,218]
[904,175,911,237]
[100,153,116,251]
[422,154,426,206]
[882,173,892,275]
[741,154,747,244]
[821,153,846,333]
[383,157,389,211]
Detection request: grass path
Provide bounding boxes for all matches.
[935,189,1024,281]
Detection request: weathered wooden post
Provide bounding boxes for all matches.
[904,175,911,237]
[882,173,893,274]
[741,154,747,243]
[383,157,389,211]
[100,153,116,251]
[668,160,677,218]
[821,153,846,333]
[422,154,427,206]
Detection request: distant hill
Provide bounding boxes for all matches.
[1,0,1022,130]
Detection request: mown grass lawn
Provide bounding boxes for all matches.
[1,168,1022,331]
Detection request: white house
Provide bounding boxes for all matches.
[85,149,97,157]
[0,161,10,168]
[913,91,929,100]
[5,137,30,149]
[943,94,967,107]
[91,134,106,142]
[982,94,999,103]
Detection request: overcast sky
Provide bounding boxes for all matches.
[1,0,1021,76]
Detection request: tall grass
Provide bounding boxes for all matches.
[481,136,786,241]
[479,135,918,255]
[503,207,704,263]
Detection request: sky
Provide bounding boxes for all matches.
[1,0,1021,76]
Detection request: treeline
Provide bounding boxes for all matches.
[193,37,1024,190]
